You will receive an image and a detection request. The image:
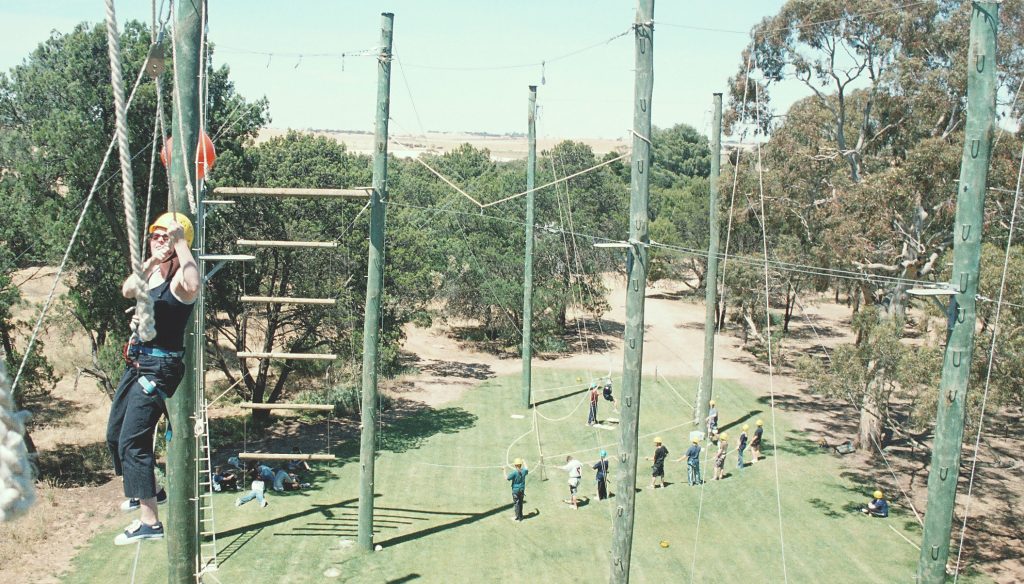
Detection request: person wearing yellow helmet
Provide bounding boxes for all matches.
[737,424,750,470]
[677,436,702,486]
[107,211,199,545]
[862,490,889,517]
[645,437,669,489]
[713,433,729,480]
[505,457,529,521]
[705,399,720,441]
[751,419,764,463]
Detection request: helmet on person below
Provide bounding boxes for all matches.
[654,437,663,444]
[719,433,728,441]
[709,400,716,406]
[149,212,194,247]
[742,424,749,431]
[873,490,883,499]
[599,449,608,458]
[513,458,524,466]
[691,437,699,444]
[756,419,764,426]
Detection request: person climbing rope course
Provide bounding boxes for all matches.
[106,212,198,545]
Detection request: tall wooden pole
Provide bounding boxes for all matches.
[610,2,654,582]
[917,2,998,582]
[521,85,538,408]
[357,12,394,552]
[695,93,723,427]
[166,1,202,582]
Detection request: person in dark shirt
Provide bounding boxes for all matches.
[505,458,529,521]
[862,490,889,517]
[751,419,764,463]
[602,378,618,411]
[678,437,702,485]
[593,450,610,500]
[645,437,668,489]
[212,466,238,492]
[737,425,749,469]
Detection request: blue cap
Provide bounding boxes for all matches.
[599,449,608,457]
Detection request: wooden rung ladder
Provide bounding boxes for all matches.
[213,187,372,199]
[240,296,337,305]
[196,392,220,579]
[237,351,337,361]
[236,239,339,249]
[237,452,337,461]
[239,402,335,411]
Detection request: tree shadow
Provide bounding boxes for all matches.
[21,393,80,428]
[807,496,845,519]
[378,401,478,455]
[417,359,495,381]
[35,441,114,487]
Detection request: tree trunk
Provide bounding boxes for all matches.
[856,390,884,452]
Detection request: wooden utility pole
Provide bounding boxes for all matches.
[166,1,202,582]
[917,2,998,582]
[695,93,723,427]
[609,2,654,582]
[521,85,538,408]
[357,12,394,552]
[163,1,201,577]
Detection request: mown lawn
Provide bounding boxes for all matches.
[62,370,986,583]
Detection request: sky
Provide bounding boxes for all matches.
[0,1,796,140]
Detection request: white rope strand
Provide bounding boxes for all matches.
[104,0,156,342]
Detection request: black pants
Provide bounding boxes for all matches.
[106,353,183,499]
[512,490,525,520]
[597,478,607,500]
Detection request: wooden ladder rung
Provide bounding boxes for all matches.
[239,402,335,412]
[237,351,337,361]
[240,296,337,305]
[213,187,372,199]
[237,452,337,461]
[237,239,339,249]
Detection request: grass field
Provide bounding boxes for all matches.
[62,370,988,583]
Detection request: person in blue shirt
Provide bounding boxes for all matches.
[505,458,529,521]
[862,490,889,517]
[593,450,610,500]
[677,437,702,486]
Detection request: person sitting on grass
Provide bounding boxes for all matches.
[235,466,269,508]
[862,490,889,518]
[645,437,668,489]
[560,455,584,509]
[678,437,702,486]
[286,446,312,476]
[212,466,238,492]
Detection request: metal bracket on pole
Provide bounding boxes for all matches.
[198,254,254,283]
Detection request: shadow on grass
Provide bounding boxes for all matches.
[718,410,763,434]
[35,441,114,487]
[387,576,421,584]
[532,386,590,408]
[379,402,479,454]
[379,503,514,547]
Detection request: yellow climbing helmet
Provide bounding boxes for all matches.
[149,212,194,247]
[709,400,716,406]
[719,433,728,441]
[756,419,764,426]
[742,424,749,431]
[873,490,883,499]
[513,458,524,466]
[654,437,663,444]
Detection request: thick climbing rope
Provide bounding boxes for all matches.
[0,361,34,522]
[104,0,156,342]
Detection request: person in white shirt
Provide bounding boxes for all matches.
[560,455,584,509]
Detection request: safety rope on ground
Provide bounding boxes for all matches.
[104,0,156,342]
[0,361,35,522]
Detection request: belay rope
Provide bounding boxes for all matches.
[104,0,157,342]
[0,361,35,522]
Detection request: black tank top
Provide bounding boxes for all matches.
[142,279,195,351]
